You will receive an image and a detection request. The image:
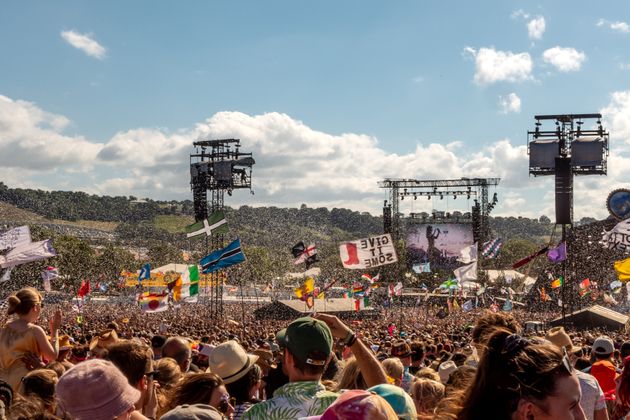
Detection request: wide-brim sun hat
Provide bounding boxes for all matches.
[207,340,258,384]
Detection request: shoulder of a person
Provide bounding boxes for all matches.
[130,410,150,420]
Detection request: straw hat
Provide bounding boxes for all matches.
[59,335,74,351]
[545,327,581,353]
[252,348,277,369]
[207,340,258,384]
[89,329,119,351]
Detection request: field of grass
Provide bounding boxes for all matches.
[154,214,194,234]
[0,202,45,222]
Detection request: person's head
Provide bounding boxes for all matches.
[414,367,441,382]
[56,359,141,420]
[276,317,333,381]
[225,363,262,405]
[89,329,119,358]
[592,336,614,360]
[446,365,476,393]
[154,357,182,391]
[367,383,418,420]
[382,358,404,387]
[391,340,413,367]
[45,361,66,379]
[306,389,397,420]
[151,335,166,359]
[207,340,259,386]
[7,287,43,321]
[162,337,192,373]
[335,357,368,391]
[470,311,520,354]
[105,339,153,405]
[165,373,233,418]
[410,378,445,415]
[19,369,58,410]
[458,328,584,420]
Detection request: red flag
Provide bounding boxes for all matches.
[77,280,90,298]
[512,246,549,269]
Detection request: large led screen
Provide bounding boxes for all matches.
[406,223,474,269]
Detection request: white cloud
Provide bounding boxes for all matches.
[463,47,533,85]
[60,30,107,59]
[619,63,630,70]
[498,93,521,114]
[601,91,630,146]
[597,18,630,33]
[527,16,546,40]
[2,92,629,219]
[542,47,586,72]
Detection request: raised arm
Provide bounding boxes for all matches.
[313,313,387,388]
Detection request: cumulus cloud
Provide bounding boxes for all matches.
[542,47,586,72]
[527,16,546,40]
[511,9,529,20]
[2,92,629,218]
[498,93,521,114]
[597,18,630,33]
[463,47,533,85]
[0,95,102,171]
[60,30,107,59]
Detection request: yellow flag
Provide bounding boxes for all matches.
[294,278,315,298]
[172,276,183,300]
[615,257,630,282]
[452,299,461,311]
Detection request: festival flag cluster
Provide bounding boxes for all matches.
[139,292,169,313]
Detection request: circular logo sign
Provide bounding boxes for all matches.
[607,189,630,220]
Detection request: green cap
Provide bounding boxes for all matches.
[277,317,333,365]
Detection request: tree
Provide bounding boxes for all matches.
[539,215,551,224]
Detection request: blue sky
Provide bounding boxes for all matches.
[1,1,630,220]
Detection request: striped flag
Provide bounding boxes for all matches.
[550,276,564,289]
[185,211,229,239]
[200,239,246,274]
[482,238,503,259]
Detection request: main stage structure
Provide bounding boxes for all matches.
[378,178,500,247]
[190,138,254,318]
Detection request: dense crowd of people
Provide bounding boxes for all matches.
[1,286,630,419]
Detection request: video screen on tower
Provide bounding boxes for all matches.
[406,223,474,270]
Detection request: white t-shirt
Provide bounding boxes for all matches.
[577,370,606,420]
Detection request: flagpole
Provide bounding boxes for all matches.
[561,224,567,326]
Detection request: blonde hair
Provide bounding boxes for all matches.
[335,357,367,391]
[382,357,404,382]
[7,287,41,316]
[415,367,441,382]
[411,378,445,414]
[154,357,182,390]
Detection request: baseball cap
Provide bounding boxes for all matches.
[593,336,615,356]
[367,384,417,420]
[276,317,333,365]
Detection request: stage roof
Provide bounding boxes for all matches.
[550,305,628,330]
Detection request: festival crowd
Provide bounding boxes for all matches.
[1,286,630,419]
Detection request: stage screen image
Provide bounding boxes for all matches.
[406,223,474,269]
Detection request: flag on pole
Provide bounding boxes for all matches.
[0,225,32,251]
[482,238,503,259]
[41,266,59,292]
[292,242,320,269]
[547,242,567,263]
[412,262,431,273]
[185,211,229,238]
[540,287,550,302]
[511,246,549,269]
[200,239,246,274]
[295,278,315,299]
[138,264,151,282]
[77,280,90,298]
[550,276,564,289]
[440,278,459,290]
[453,262,477,282]
[0,239,56,269]
[579,278,591,297]
[614,257,630,282]
[462,300,473,312]
[176,265,200,302]
[393,282,403,296]
[502,299,513,312]
[139,293,169,313]
[458,243,478,264]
